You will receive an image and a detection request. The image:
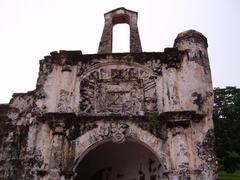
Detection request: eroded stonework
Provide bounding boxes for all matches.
[79,63,158,115]
[0,7,218,180]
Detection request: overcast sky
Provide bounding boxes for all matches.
[0,0,239,103]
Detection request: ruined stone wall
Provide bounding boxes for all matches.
[0,7,217,180]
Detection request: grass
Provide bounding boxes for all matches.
[219,170,240,180]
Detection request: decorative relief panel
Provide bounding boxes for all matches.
[57,89,73,112]
[79,63,159,115]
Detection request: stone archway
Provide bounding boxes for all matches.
[71,121,169,180]
[74,140,164,180]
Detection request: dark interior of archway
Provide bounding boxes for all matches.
[74,141,163,180]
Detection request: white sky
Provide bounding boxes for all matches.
[0,0,240,103]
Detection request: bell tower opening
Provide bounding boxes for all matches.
[74,141,163,180]
[112,24,130,53]
[98,7,142,54]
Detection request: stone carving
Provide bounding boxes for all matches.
[89,121,135,144]
[79,65,158,115]
[111,122,131,143]
[145,59,162,75]
[57,89,73,112]
[79,78,95,113]
[142,77,158,113]
[77,60,100,76]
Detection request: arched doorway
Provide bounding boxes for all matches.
[74,141,163,180]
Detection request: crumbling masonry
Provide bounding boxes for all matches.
[0,7,218,180]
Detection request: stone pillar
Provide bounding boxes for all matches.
[166,113,191,180]
[172,126,190,179]
[48,120,66,180]
[129,12,142,53]
[163,67,180,112]
[98,18,113,54]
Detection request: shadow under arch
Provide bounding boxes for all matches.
[72,138,167,180]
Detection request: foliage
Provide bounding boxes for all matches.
[213,87,240,173]
[219,170,240,180]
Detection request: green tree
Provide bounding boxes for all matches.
[213,87,240,173]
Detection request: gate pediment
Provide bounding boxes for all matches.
[79,61,160,115]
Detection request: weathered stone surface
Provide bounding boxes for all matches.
[98,7,142,53]
[0,7,217,180]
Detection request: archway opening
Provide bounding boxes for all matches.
[74,141,163,180]
[112,24,130,53]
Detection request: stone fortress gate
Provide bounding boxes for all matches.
[0,7,218,180]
